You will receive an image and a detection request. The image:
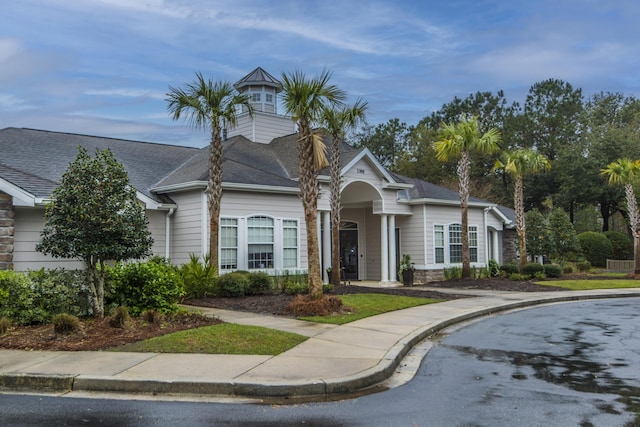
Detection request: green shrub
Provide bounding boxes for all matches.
[275,270,309,292]
[141,309,163,324]
[180,254,218,299]
[107,258,185,315]
[577,232,613,267]
[283,281,308,295]
[0,316,11,335]
[28,268,92,318]
[533,271,547,280]
[218,272,249,297]
[323,283,334,293]
[563,264,574,274]
[246,271,273,295]
[443,266,462,280]
[500,262,519,275]
[604,231,633,260]
[543,264,562,278]
[488,259,500,277]
[576,260,592,271]
[0,270,48,325]
[508,273,529,281]
[521,263,544,278]
[52,313,81,334]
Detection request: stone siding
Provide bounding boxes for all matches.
[502,228,518,264]
[0,192,15,270]
[413,268,445,284]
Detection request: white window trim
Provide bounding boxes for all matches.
[432,223,480,266]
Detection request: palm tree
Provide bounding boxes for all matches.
[320,100,368,286]
[166,72,253,271]
[434,116,501,278]
[281,69,346,299]
[494,148,551,269]
[601,158,640,274]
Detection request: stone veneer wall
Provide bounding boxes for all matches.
[413,269,444,284]
[0,192,15,270]
[502,228,518,264]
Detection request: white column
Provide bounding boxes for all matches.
[388,215,397,282]
[322,211,331,283]
[493,230,500,263]
[380,214,389,282]
[317,212,322,271]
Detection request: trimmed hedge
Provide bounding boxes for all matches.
[500,262,519,275]
[543,264,562,278]
[604,231,633,260]
[577,232,613,267]
[521,263,544,277]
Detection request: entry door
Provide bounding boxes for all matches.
[339,229,359,280]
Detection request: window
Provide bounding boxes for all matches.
[248,216,273,269]
[469,226,478,263]
[251,93,261,102]
[282,220,298,268]
[265,93,273,103]
[434,225,444,264]
[449,224,462,263]
[220,218,238,269]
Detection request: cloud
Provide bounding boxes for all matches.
[85,88,166,100]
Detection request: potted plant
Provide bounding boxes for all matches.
[399,254,415,286]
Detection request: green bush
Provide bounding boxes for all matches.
[0,270,48,325]
[109,306,131,328]
[443,266,462,280]
[604,231,633,260]
[218,272,249,297]
[28,268,92,318]
[52,313,81,334]
[521,263,544,278]
[246,271,273,295]
[488,259,500,277]
[563,264,574,274]
[576,260,592,271]
[577,232,613,267]
[543,264,562,278]
[500,262,519,275]
[283,281,308,295]
[508,273,529,281]
[107,258,185,315]
[180,254,218,299]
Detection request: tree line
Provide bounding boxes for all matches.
[353,79,640,234]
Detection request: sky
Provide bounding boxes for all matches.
[1,0,639,147]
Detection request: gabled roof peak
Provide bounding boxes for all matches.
[234,67,282,92]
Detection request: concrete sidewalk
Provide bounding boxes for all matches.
[1,288,639,399]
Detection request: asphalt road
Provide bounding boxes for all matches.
[1,297,639,426]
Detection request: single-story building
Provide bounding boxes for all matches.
[0,67,516,283]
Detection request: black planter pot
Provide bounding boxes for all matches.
[402,269,414,286]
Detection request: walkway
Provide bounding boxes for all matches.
[1,287,639,399]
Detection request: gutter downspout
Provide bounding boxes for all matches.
[165,208,175,259]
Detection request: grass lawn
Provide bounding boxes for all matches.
[538,279,640,290]
[299,294,444,325]
[112,323,307,355]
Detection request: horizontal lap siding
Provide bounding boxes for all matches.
[146,210,167,258]
[13,207,85,271]
[169,190,204,265]
[397,210,425,266]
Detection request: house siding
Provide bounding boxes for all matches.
[146,210,167,258]
[228,112,296,144]
[168,190,204,265]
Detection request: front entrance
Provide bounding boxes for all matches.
[339,223,358,281]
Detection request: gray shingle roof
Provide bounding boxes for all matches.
[0,127,200,201]
[390,172,487,204]
[234,67,282,92]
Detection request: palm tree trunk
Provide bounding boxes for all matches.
[515,176,527,270]
[298,121,323,298]
[459,151,471,279]
[330,136,341,286]
[208,127,223,271]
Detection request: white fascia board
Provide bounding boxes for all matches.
[408,198,496,208]
[341,148,396,183]
[0,179,36,207]
[136,191,177,210]
[151,181,207,194]
[489,206,514,225]
[383,182,413,189]
[222,182,300,194]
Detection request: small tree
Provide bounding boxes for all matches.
[525,208,552,263]
[547,207,580,263]
[36,147,153,318]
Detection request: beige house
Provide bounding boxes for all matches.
[0,67,515,283]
